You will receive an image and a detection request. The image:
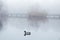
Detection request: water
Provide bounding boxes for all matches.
[0,18,60,40]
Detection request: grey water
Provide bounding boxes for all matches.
[0,18,60,40]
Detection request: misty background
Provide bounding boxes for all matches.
[0,0,60,40]
[6,0,60,15]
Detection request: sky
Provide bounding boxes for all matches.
[4,0,60,15]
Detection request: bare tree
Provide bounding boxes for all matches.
[0,0,7,31]
[27,4,48,30]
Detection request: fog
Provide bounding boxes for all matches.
[6,0,60,15]
[0,0,60,40]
